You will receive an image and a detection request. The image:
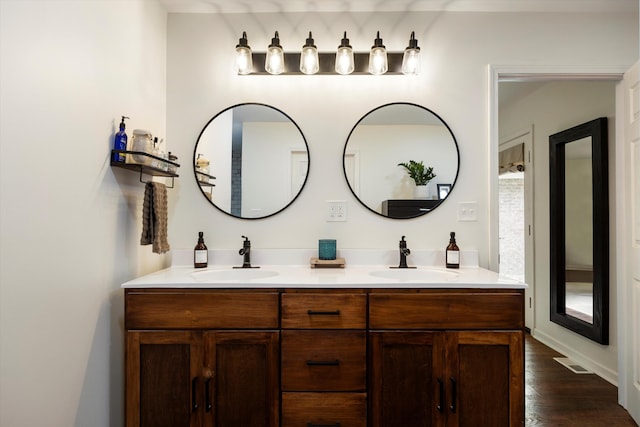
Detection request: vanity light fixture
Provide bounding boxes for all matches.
[265,31,285,75]
[234,31,253,75]
[335,31,355,75]
[368,31,388,75]
[236,30,417,75]
[401,31,420,75]
[300,32,319,75]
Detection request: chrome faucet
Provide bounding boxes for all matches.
[398,235,411,268]
[238,235,253,268]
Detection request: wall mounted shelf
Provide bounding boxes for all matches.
[196,171,216,196]
[110,149,180,188]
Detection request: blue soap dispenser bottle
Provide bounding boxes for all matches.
[112,116,130,162]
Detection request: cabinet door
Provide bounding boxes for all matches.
[126,331,203,427]
[203,331,279,427]
[445,331,524,427]
[369,331,446,427]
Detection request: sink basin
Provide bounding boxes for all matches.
[191,268,279,282]
[368,268,458,282]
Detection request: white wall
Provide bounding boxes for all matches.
[499,81,619,382]
[166,11,637,261]
[0,1,167,426]
[0,3,637,426]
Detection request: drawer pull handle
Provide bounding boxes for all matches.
[307,423,341,427]
[307,310,341,316]
[450,377,457,413]
[191,377,198,412]
[205,378,212,413]
[306,359,340,366]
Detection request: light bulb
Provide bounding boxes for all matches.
[265,31,285,75]
[368,31,388,75]
[402,31,421,75]
[300,32,319,75]
[234,31,253,75]
[335,31,354,75]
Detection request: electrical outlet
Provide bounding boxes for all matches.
[457,201,478,222]
[326,200,347,222]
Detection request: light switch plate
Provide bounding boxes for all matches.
[327,200,347,222]
[458,201,478,222]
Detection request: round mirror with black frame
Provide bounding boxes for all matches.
[343,102,460,219]
[193,103,310,219]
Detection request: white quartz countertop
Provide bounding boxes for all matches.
[121,264,526,289]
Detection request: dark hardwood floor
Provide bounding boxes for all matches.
[525,333,637,426]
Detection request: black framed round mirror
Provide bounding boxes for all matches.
[343,102,460,219]
[194,103,310,219]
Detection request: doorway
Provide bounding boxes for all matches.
[490,67,635,418]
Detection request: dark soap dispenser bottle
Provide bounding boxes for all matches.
[194,231,208,268]
[446,231,460,269]
[112,115,129,162]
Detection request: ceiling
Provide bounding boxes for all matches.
[158,0,638,14]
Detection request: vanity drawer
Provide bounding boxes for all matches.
[125,289,279,329]
[369,289,524,330]
[281,330,366,391]
[281,392,366,427]
[281,292,366,329]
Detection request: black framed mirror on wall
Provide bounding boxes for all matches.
[549,117,609,344]
[342,103,460,219]
[193,103,310,219]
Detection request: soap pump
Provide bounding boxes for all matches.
[194,231,208,268]
[446,231,460,269]
[112,115,130,162]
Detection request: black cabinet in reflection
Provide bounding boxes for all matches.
[381,199,442,219]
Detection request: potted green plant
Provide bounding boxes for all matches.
[398,160,436,199]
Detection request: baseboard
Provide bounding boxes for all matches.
[531,328,618,386]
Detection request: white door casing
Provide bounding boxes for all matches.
[499,128,535,330]
[616,60,640,423]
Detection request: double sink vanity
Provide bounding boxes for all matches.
[123,251,526,427]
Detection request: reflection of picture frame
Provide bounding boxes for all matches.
[437,184,451,200]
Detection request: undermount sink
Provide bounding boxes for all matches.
[368,268,458,282]
[191,268,279,282]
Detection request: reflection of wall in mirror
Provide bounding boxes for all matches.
[565,156,593,268]
[243,122,307,218]
[200,109,233,211]
[347,125,458,212]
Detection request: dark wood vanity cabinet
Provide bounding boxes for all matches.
[125,288,524,427]
[125,290,280,427]
[368,290,525,427]
[281,291,368,427]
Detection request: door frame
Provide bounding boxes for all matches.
[488,65,624,272]
[487,63,629,403]
[499,126,534,330]
[614,61,640,421]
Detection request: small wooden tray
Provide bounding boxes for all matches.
[310,257,346,269]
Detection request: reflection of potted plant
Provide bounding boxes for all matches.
[398,160,436,199]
